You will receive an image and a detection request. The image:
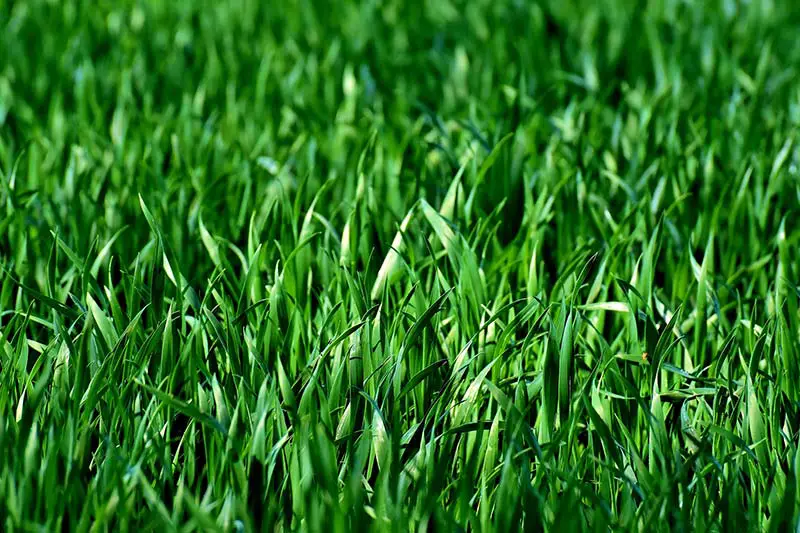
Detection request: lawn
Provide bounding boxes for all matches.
[2,0,800,531]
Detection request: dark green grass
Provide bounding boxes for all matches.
[2,0,800,531]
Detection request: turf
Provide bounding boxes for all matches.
[2,0,800,531]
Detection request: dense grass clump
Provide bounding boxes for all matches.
[2,0,800,530]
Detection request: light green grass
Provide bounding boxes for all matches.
[2,0,800,531]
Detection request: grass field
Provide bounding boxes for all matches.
[2,0,800,531]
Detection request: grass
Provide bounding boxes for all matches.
[2,0,800,530]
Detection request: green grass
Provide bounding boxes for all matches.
[2,0,800,530]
